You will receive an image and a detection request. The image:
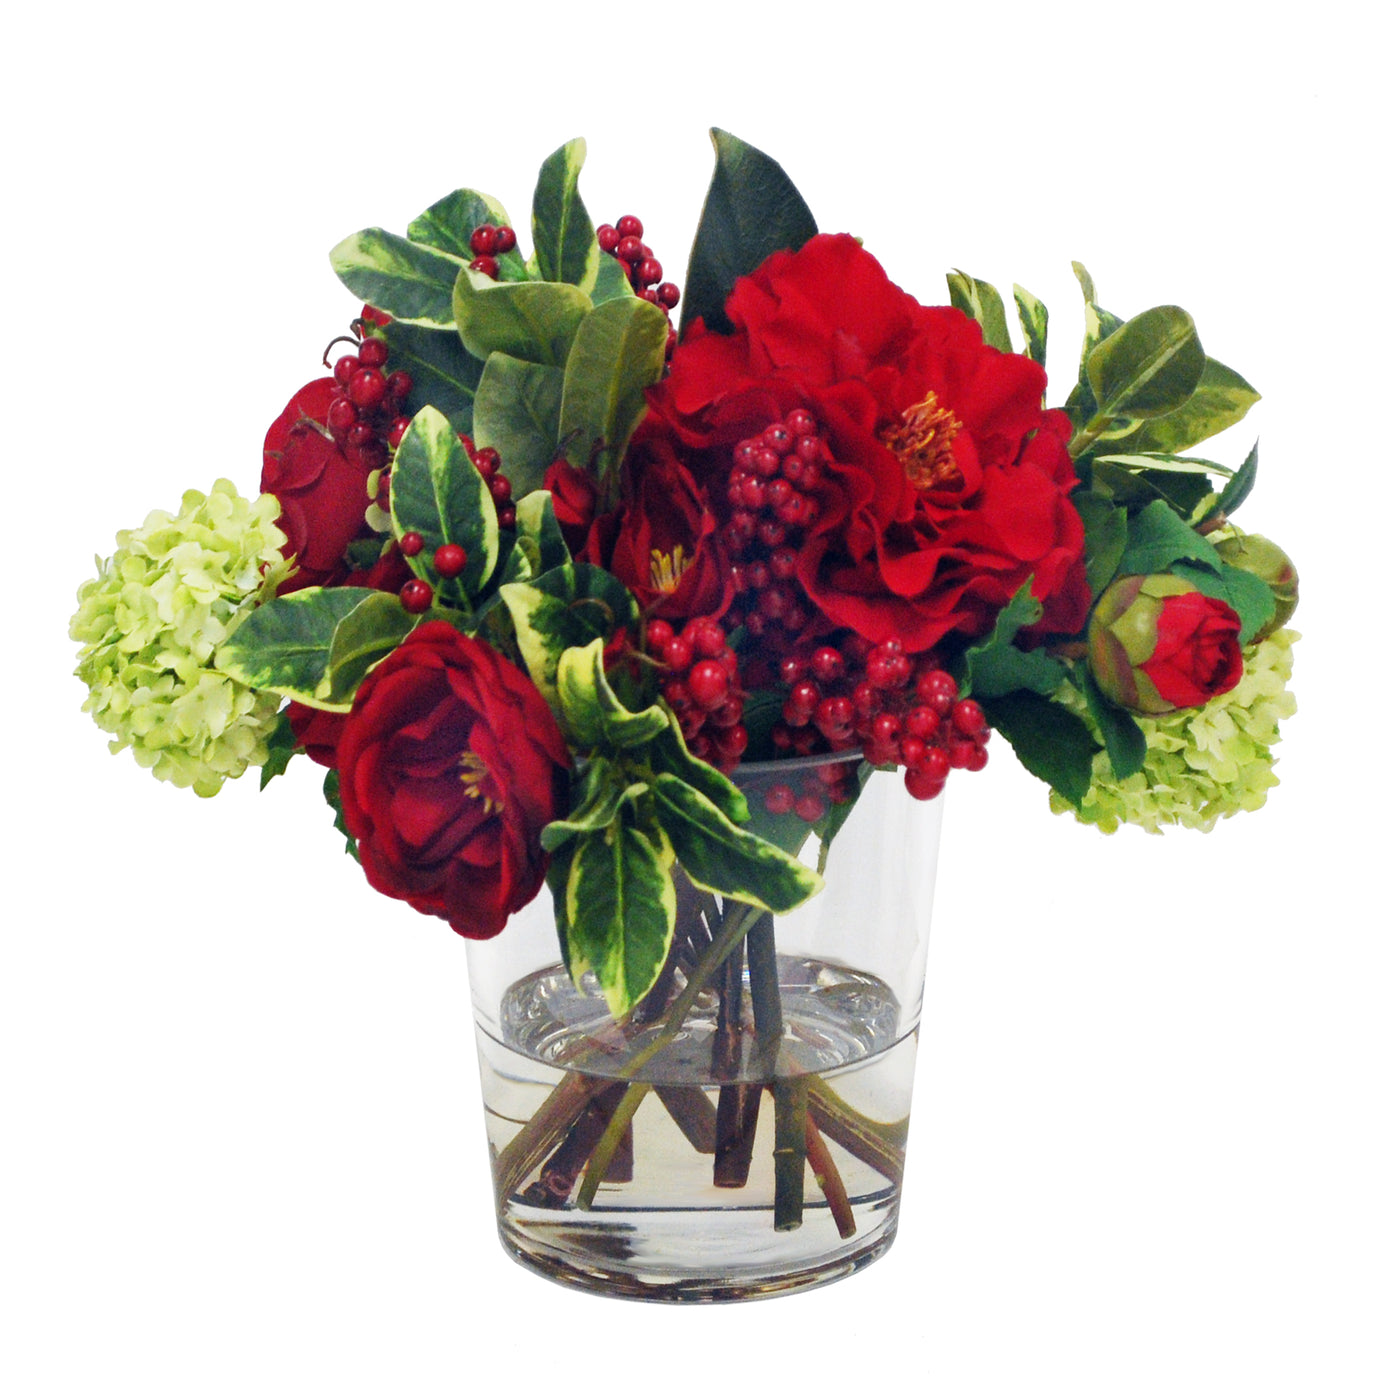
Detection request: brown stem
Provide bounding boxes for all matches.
[805,1078,907,1186]
[655,1085,718,1154]
[771,1077,808,1231]
[712,921,752,1186]
[803,1113,857,1239]
[492,1070,599,1213]
[713,1083,762,1188]
[519,1080,628,1208]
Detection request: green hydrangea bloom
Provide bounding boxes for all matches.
[70,480,294,797]
[1051,628,1299,834]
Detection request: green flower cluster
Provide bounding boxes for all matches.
[1052,629,1299,834]
[70,480,294,797]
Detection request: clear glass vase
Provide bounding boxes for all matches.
[466,756,944,1302]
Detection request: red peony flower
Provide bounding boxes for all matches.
[582,418,733,622]
[1088,574,1244,714]
[645,234,1090,652]
[260,378,372,593]
[335,623,570,939]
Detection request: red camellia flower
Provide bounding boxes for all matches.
[583,417,732,622]
[646,233,1090,652]
[335,623,570,939]
[260,378,371,593]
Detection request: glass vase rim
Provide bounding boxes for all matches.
[731,746,866,779]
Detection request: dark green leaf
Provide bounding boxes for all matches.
[322,769,360,862]
[471,353,564,494]
[960,581,1067,698]
[588,255,634,306]
[1074,492,1129,599]
[452,269,591,368]
[531,138,598,288]
[1170,559,1276,645]
[1118,499,1222,577]
[1217,441,1260,518]
[513,491,570,575]
[542,764,651,852]
[559,296,669,484]
[1086,305,1206,423]
[983,691,1098,808]
[564,824,676,1017]
[329,229,465,328]
[680,129,818,335]
[215,587,377,706]
[377,321,484,432]
[1093,456,1217,520]
[947,270,1013,352]
[390,406,499,602]
[1079,668,1147,780]
[258,709,300,789]
[653,772,821,913]
[1063,262,1124,434]
[1013,284,1049,367]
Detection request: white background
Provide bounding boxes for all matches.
[4,3,1396,1396]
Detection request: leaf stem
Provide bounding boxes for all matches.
[576,1080,649,1208]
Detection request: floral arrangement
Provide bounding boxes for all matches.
[71,130,1298,1023]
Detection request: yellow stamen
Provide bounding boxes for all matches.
[649,544,692,594]
[880,391,963,490]
[459,751,501,814]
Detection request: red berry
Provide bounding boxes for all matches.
[597,224,620,253]
[470,225,498,257]
[964,743,989,772]
[348,368,388,410]
[714,696,745,727]
[616,214,643,238]
[916,747,952,784]
[810,646,845,683]
[333,354,360,386]
[494,226,517,254]
[794,793,827,823]
[488,474,513,503]
[770,547,797,580]
[347,422,376,450]
[715,723,748,758]
[358,338,389,368]
[656,282,680,309]
[357,440,388,472]
[636,257,663,286]
[687,618,728,659]
[904,705,940,740]
[469,256,499,278]
[646,618,675,654]
[786,409,816,438]
[616,235,644,263]
[764,783,796,815]
[387,417,411,449]
[904,766,945,801]
[399,531,425,557]
[663,636,694,672]
[952,698,987,737]
[387,370,413,400]
[815,695,855,739]
[399,579,433,614]
[948,738,978,769]
[473,447,501,476]
[497,506,516,530]
[687,659,730,710]
[326,396,358,433]
[778,654,807,687]
[900,737,928,769]
[916,669,959,714]
[434,543,467,578]
[871,712,902,746]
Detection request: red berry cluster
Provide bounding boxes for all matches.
[772,638,989,801]
[325,332,414,478]
[459,438,518,532]
[718,411,825,648]
[645,616,747,773]
[597,215,679,361]
[760,759,861,820]
[466,223,517,281]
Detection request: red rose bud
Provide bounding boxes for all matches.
[1088,575,1244,714]
[1213,532,1299,640]
[334,624,570,939]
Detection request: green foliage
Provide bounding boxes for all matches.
[471,353,564,495]
[408,188,527,281]
[1013,284,1049,367]
[323,591,418,704]
[390,406,499,602]
[452,269,591,368]
[959,582,1067,698]
[531,138,598,288]
[1079,667,1148,781]
[1117,500,1223,576]
[1074,492,1129,599]
[1217,441,1259,518]
[328,228,465,329]
[1091,454,1219,522]
[1085,305,1206,425]
[1063,263,1125,433]
[555,638,669,751]
[983,690,1099,808]
[322,769,360,861]
[258,709,301,789]
[559,295,670,489]
[1092,358,1258,458]
[377,321,483,433]
[563,824,676,1018]
[680,129,818,335]
[216,586,378,709]
[946,270,1013,352]
[511,491,570,576]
